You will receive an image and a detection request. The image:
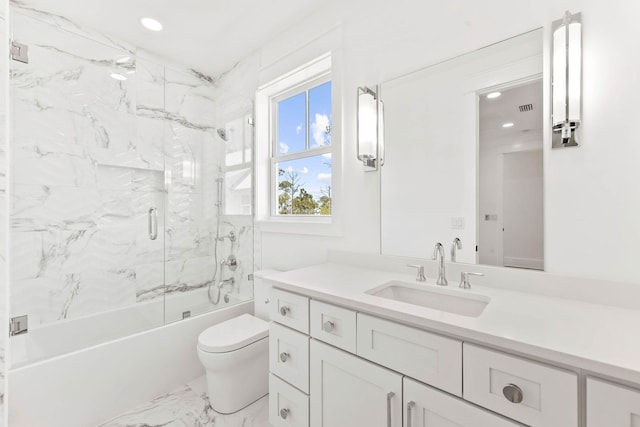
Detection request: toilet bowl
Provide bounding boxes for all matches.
[197,313,269,414]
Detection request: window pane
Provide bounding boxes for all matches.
[276,154,332,216]
[277,92,306,155]
[308,81,332,148]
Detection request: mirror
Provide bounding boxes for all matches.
[381,29,543,268]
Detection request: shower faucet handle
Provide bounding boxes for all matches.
[280,408,290,419]
[280,306,290,317]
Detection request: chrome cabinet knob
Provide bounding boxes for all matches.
[503,383,524,404]
[279,352,290,362]
[280,306,290,316]
[323,320,335,332]
[280,408,290,419]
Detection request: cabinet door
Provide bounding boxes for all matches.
[404,378,522,427]
[310,340,402,427]
[587,377,640,427]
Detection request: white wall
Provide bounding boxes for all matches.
[256,0,640,284]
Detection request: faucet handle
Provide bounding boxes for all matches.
[407,264,426,282]
[459,272,484,289]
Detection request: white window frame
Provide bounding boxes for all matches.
[255,53,342,236]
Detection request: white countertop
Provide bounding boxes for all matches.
[266,262,640,385]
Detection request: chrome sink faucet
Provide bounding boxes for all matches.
[432,243,448,286]
[451,238,462,262]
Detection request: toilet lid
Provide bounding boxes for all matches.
[198,314,269,353]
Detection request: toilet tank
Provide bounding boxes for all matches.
[253,270,281,321]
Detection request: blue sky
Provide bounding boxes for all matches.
[277,81,332,202]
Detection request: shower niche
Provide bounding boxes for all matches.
[8,5,255,366]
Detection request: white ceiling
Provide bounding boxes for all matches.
[479,80,543,150]
[18,0,327,76]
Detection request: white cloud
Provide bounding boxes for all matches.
[317,172,332,182]
[295,124,303,135]
[299,167,309,174]
[311,113,331,147]
[286,166,294,173]
[279,142,289,154]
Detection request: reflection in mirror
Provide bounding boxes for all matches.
[380,29,542,266]
[478,81,543,270]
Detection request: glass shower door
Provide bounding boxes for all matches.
[9,9,166,365]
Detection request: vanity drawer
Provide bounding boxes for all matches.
[356,313,462,396]
[271,288,310,334]
[587,377,640,426]
[270,374,309,427]
[309,300,357,353]
[463,343,578,427]
[270,322,310,393]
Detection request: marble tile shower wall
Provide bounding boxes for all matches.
[8,7,253,332]
[1,11,7,424]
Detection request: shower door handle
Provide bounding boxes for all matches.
[148,207,158,240]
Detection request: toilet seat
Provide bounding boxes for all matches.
[198,314,269,353]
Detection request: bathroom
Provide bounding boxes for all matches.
[1,0,640,425]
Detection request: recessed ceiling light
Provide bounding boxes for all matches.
[487,92,502,99]
[110,73,127,81]
[502,122,515,128]
[141,17,163,32]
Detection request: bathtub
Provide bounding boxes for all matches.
[8,297,253,427]
[12,288,251,367]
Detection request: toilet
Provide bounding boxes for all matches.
[196,270,276,414]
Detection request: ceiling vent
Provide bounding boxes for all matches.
[519,103,534,112]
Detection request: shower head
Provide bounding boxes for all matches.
[217,128,228,141]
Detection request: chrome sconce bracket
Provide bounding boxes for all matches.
[357,85,385,170]
[551,10,582,148]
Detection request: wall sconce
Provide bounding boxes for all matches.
[357,85,384,170]
[552,10,582,148]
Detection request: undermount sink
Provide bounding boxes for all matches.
[365,280,490,317]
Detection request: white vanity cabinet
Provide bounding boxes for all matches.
[587,377,640,426]
[269,288,585,427]
[310,340,403,427]
[403,377,523,427]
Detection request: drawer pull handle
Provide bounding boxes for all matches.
[279,352,290,362]
[323,320,335,332]
[386,392,395,427]
[503,383,524,404]
[280,408,290,419]
[407,401,415,427]
[280,306,290,316]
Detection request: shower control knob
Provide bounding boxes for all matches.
[264,298,270,304]
[279,352,290,362]
[323,320,335,332]
[280,306,290,316]
[280,408,290,419]
[503,383,524,404]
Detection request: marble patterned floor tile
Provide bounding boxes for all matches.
[98,376,270,427]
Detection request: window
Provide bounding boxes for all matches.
[255,53,340,234]
[272,79,332,216]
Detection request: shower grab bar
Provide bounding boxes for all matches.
[148,207,158,240]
